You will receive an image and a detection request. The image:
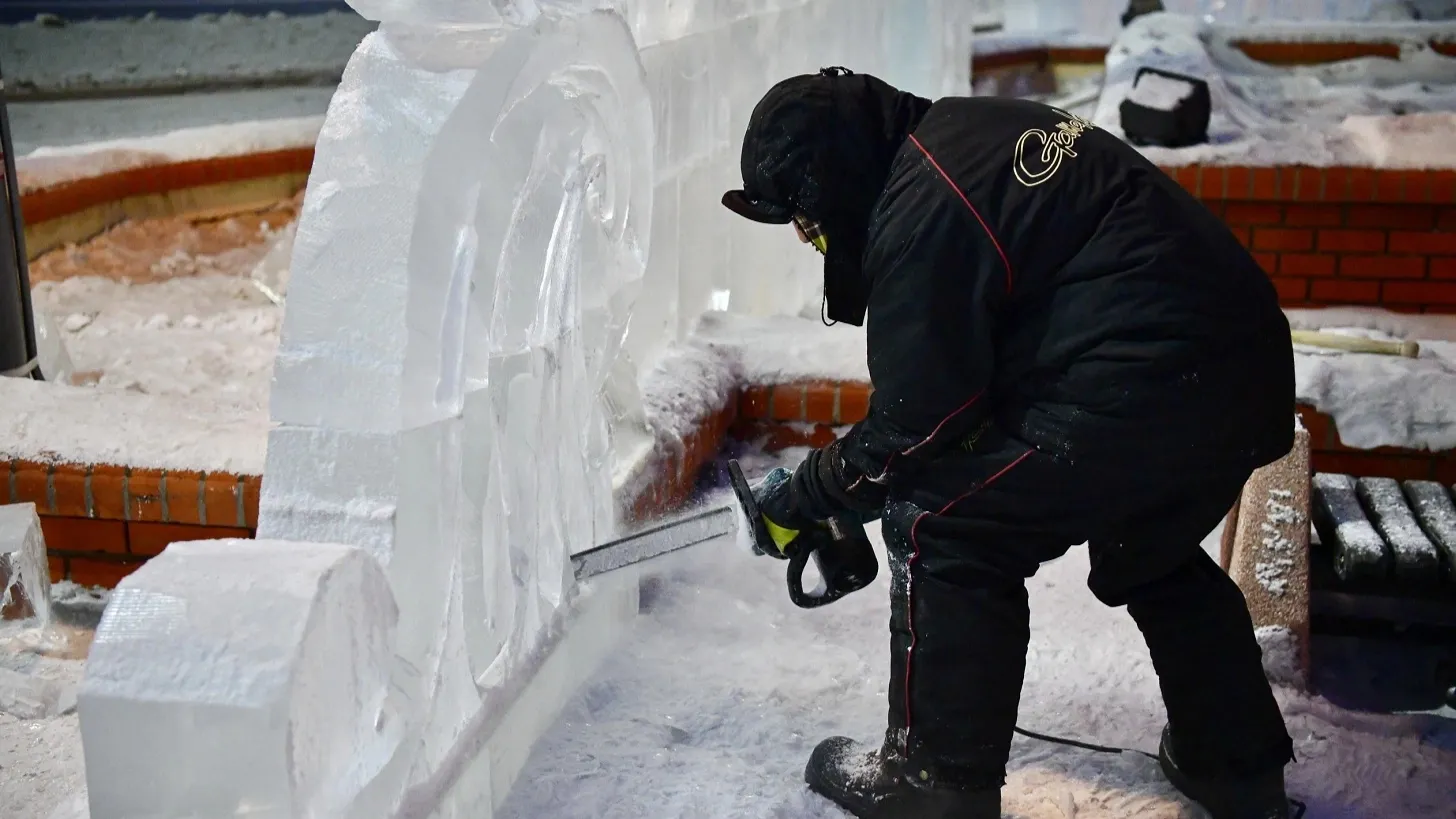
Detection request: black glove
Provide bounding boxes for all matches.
[791,439,887,524]
[754,441,886,548]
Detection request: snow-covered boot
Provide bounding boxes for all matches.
[1158,726,1292,819]
[804,736,1001,819]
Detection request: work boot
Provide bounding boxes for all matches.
[1158,726,1292,819]
[804,736,1001,819]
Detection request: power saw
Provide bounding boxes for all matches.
[571,459,878,608]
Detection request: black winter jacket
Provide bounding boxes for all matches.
[837,96,1294,503]
[728,77,1294,521]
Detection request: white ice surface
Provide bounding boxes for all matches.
[78,540,399,819]
[1093,13,1456,167]
[0,503,51,627]
[499,452,1456,819]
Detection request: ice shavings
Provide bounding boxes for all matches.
[1127,71,1196,111]
[1093,14,1456,168]
[499,445,1456,819]
[691,310,869,385]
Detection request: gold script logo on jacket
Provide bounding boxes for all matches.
[1013,108,1096,188]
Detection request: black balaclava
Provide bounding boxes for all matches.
[722,68,933,326]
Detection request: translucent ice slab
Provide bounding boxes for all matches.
[77,3,975,817]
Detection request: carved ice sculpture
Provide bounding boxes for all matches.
[77,3,974,817]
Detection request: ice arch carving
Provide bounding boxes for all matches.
[77,3,976,817]
[80,9,654,819]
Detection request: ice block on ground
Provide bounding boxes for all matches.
[78,540,399,819]
[0,502,51,623]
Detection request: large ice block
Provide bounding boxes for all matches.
[0,502,50,623]
[77,3,976,817]
[78,540,399,819]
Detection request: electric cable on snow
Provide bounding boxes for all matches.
[1013,725,1308,818]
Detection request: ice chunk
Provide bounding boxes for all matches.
[0,666,74,719]
[1127,71,1194,111]
[32,306,75,385]
[249,220,297,305]
[78,540,400,819]
[0,502,51,624]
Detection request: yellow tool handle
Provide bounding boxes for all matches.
[1291,329,1420,358]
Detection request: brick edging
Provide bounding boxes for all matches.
[1158,165,1456,203]
[971,45,1109,72]
[20,148,317,226]
[6,459,260,527]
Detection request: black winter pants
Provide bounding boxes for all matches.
[881,429,1294,790]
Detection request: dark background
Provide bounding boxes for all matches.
[0,1,357,24]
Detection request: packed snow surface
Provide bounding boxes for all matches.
[498,452,1455,819]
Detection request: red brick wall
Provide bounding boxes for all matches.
[5,459,259,587]
[1161,166,1456,312]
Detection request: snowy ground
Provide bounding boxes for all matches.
[4,449,1451,819]
[498,450,1456,819]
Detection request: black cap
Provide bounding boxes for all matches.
[722,72,837,226]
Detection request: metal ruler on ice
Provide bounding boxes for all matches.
[571,502,738,581]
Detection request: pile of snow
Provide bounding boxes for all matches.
[1093,13,1456,167]
[31,274,281,410]
[1340,111,1456,166]
[1289,307,1456,450]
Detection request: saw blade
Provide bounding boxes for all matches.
[571,503,737,581]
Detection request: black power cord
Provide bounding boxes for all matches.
[1013,725,1308,818]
